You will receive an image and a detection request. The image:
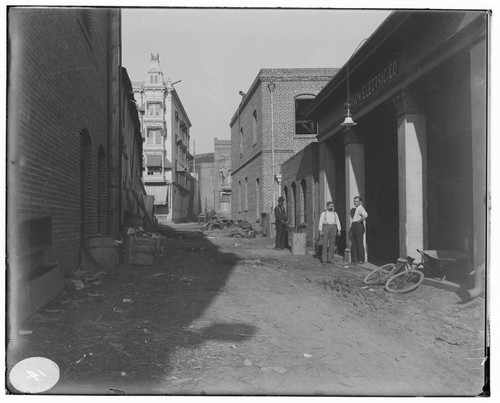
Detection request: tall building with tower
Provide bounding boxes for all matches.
[133,54,195,223]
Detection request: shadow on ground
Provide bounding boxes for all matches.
[7,224,252,394]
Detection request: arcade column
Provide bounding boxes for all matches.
[393,89,427,258]
[318,139,336,208]
[343,128,365,262]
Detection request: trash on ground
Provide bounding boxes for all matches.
[268,366,287,374]
[70,279,86,290]
[303,353,312,358]
[243,359,253,366]
[123,298,133,303]
[435,336,460,346]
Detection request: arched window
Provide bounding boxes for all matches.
[291,182,297,227]
[240,127,244,155]
[238,180,242,212]
[80,129,93,240]
[256,178,260,219]
[295,94,318,135]
[283,186,289,217]
[98,147,108,234]
[252,110,258,145]
[301,179,307,224]
[244,177,248,211]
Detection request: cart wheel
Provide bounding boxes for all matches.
[385,270,424,293]
[363,263,396,285]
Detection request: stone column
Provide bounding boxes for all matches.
[343,128,365,262]
[319,139,336,209]
[470,40,487,269]
[393,89,427,258]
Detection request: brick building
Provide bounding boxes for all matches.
[121,67,148,220]
[307,11,488,277]
[194,152,215,213]
[7,8,146,322]
[192,138,232,218]
[281,142,322,247]
[213,138,232,217]
[133,54,195,223]
[229,68,337,228]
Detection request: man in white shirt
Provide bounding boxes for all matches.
[318,201,341,265]
[349,196,368,264]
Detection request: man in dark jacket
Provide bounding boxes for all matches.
[274,197,288,250]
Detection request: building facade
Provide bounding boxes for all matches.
[281,142,321,247]
[7,8,146,322]
[192,138,232,218]
[214,138,232,217]
[121,67,148,221]
[306,11,488,277]
[194,152,215,214]
[230,68,337,228]
[133,54,195,223]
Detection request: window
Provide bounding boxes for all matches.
[147,103,161,116]
[238,181,242,212]
[240,127,244,155]
[291,182,297,227]
[256,178,260,218]
[295,95,318,135]
[244,177,248,211]
[252,110,258,145]
[147,128,162,145]
[301,179,307,223]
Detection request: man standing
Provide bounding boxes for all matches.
[349,196,368,264]
[318,201,341,264]
[274,197,288,250]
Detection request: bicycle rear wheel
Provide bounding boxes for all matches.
[363,263,396,285]
[385,270,424,293]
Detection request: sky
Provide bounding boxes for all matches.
[121,8,392,154]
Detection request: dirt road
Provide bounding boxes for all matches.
[7,223,487,396]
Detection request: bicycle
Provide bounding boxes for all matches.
[363,255,425,293]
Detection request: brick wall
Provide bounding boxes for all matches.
[8,9,120,279]
[230,69,335,228]
[281,142,320,245]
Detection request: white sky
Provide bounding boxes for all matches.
[122,8,392,154]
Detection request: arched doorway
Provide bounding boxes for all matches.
[80,129,92,241]
[97,146,107,235]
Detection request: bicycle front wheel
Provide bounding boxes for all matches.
[363,263,396,285]
[385,270,424,293]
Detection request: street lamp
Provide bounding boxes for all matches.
[268,81,276,211]
[340,38,368,127]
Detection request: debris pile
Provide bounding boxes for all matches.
[203,218,256,238]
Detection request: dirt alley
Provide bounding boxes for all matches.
[7,223,488,396]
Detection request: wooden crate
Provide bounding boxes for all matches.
[127,236,159,266]
[291,232,306,255]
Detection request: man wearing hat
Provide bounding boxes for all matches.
[274,196,288,250]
